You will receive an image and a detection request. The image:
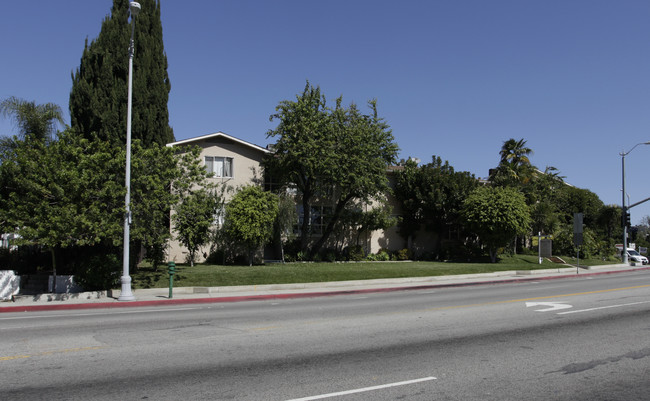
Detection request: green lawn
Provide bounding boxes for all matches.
[131,254,616,289]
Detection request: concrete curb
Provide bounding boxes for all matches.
[1,264,647,313]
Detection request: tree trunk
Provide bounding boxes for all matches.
[489,247,497,263]
[300,194,312,253]
[309,195,353,259]
[50,248,57,294]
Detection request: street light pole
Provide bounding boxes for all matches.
[620,141,650,265]
[119,1,141,301]
[621,151,628,264]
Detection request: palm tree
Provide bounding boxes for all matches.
[500,138,532,167]
[0,96,64,160]
[0,96,64,141]
[492,138,534,185]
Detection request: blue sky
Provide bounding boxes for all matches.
[2,1,650,225]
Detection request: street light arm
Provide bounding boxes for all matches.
[621,141,650,157]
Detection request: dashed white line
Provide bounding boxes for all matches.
[285,376,437,401]
[557,300,650,315]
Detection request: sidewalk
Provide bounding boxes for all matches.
[2,263,649,313]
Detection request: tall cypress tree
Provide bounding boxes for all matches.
[70,0,174,147]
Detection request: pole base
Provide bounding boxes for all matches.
[117,275,136,301]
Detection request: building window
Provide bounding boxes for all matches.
[296,205,332,236]
[205,156,233,178]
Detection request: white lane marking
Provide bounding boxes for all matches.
[557,300,650,315]
[525,302,573,312]
[285,377,437,401]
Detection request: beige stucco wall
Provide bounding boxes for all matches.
[167,134,269,263]
[366,170,405,254]
[195,136,267,198]
[166,139,443,263]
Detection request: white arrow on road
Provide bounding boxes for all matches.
[525,302,573,312]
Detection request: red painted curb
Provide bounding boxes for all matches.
[2,266,648,313]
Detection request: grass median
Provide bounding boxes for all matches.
[131,254,616,289]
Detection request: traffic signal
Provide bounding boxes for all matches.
[626,210,631,228]
[622,209,631,228]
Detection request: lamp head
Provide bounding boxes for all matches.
[129,2,141,17]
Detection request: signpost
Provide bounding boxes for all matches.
[533,233,553,264]
[573,213,583,272]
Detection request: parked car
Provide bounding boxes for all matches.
[626,249,648,265]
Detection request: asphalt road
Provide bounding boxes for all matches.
[1,270,649,400]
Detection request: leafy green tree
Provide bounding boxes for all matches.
[528,166,565,235]
[487,138,616,256]
[633,216,650,252]
[461,186,531,262]
[393,159,422,244]
[173,189,219,266]
[0,97,67,232]
[416,156,477,255]
[555,185,604,227]
[595,205,622,244]
[394,157,477,257]
[310,99,399,258]
[0,132,211,288]
[552,224,600,258]
[263,83,330,252]
[225,186,279,266]
[264,82,399,258]
[0,131,124,287]
[272,193,298,263]
[130,142,188,267]
[339,202,397,251]
[69,0,173,147]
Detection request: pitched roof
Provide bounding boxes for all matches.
[166,131,270,153]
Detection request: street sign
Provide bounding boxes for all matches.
[573,213,583,234]
[532,235,553,246]
[573,213,583,246]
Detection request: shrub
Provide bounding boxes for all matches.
[144,242,168,268]
[206,248,229,265]
[367,249,390,261]
[319,248,337,263]
[395,248,412,261]
[345,245,366,261]
[72,253,121,291]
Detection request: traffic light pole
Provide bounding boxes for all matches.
[620,141,650,265]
